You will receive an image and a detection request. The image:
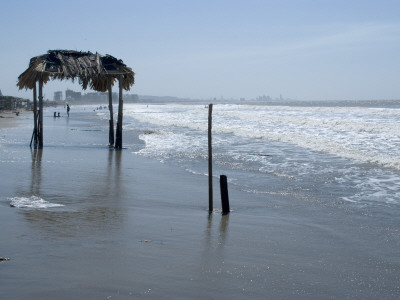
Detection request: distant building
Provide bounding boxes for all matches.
[81,92,108,103]
[0,89,3,97]
[0,95,29,110]
[124,93,139,102]
[65,89,81,101]
[54,91,62,101]
[256,95,271,101]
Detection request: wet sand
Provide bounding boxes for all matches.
[0,110,27,129]
[0,107,399,299]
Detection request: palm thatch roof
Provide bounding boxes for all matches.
[17,50,135,92]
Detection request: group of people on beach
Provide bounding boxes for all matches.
[55,104,70,118]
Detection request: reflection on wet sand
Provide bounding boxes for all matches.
[107,149,122,199]
[199,213,231,281]
[219,213,230,245]
[203,213,230,259]
[206,212,230,239]
[30,148,42,196]
[21,149,126,239]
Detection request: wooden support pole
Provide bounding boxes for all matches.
[220,175,230,215]
[108,81,114,146]
[31,85,38,148]
[115,74,124,149]
[38,78,43,149]
[208,103,213,212]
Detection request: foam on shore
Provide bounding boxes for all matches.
[8,196,64,209]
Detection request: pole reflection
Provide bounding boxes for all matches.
[218,213,230,245]
[22,148,125,239]
[202,212,231,266]
[205,212,230,247]
[30,148,43,196]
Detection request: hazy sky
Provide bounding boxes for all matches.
[1,0,399,101]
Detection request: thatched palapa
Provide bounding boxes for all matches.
[18,50,135,149]
[17,50,134,92]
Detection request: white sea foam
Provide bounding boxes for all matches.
[9,196,64,209]
[126,103,400,170]
[340,172,400,205]
[123,103,400,207]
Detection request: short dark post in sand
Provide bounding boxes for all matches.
[208,104,213,212]
[220,175,230,214]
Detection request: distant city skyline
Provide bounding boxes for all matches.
[50,88,289,102]
[1,0,400,101]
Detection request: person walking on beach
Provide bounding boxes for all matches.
[67,104,70,117]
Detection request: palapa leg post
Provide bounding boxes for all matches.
[115,74,124,149]
[31,85,38,148]
[208,104,213,212]
[38,78,44,149]
[108,81,115,146]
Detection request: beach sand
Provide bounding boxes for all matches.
[0,107,399,299]
[0,110,27,129]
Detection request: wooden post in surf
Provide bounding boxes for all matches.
[32,85,38,148]
[108,80,115,146]
[220,175,230,214]
[115,74,124,149]
[208,103,213,212]
[38,78,43,149]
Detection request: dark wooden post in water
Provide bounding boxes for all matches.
[115,74,124,149]
[38,78,43,149]
[208,104,213,212]
[220,175,230,214]
[108,81,115,146]
[31,85,38,148]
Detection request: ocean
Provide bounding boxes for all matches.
[120,101,400,209]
